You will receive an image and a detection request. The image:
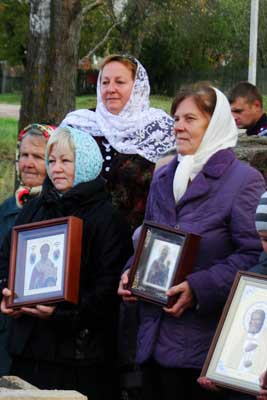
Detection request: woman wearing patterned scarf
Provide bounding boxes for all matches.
[15,124,56,207]
[60,54,175,232]
[0,123,55,377]
[0,123,55,247]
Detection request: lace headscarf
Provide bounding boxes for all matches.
[15,124,56,207]
[173,88,238,203]
[60,57,175,163]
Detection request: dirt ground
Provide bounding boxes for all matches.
[0,104,20,119]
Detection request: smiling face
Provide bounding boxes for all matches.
[100,61,134,114]
[173,97,211,156]
[48,143,75,193]
[19,134,47,187]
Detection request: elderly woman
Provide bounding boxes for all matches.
[118,84,265,400]
[0,127,133,399]
[61,54,175,232]
[0,123,55,377]
[0,124,55,248]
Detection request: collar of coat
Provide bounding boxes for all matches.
[152,148,236,208]
[157,148,235,180]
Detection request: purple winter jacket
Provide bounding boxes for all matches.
[136,148,265,369]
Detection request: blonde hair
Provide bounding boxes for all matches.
[47,127,75,158]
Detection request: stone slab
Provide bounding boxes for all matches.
[0,390,87,399]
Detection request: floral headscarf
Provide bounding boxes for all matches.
[60,57,175,163]
[15,123,56,207]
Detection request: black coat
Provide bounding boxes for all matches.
[0,176,133,366]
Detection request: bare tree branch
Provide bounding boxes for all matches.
[82,0,104,16]
[82,21,120,59]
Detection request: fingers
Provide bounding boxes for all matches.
[260,371,267,389]
[118,270,138,302]
[21,304,56,319]
[164,281,195,317]
[197,377,220,392]
[1,288,22,317]
[164,301,186,317]
[166,284,181,297]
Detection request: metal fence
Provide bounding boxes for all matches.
[150,66,267,97]
[1,67,267,97]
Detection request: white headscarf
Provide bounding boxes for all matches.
[60,58,175,163]
[173,88,238,203]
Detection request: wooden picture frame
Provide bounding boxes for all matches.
[7,216,83,308]
[127,221,200,307]
[201,271,267,396]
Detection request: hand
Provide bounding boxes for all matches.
[164,281,195,317]
[20,304,56,319]
[197,377,221,392]
[0,288,22,318]
[118,270,138,302]
[257,371,267,400]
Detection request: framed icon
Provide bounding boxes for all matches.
[201,271,267,396]
[127,221,200,307]
[7,216,83,308]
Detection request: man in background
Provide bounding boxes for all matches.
[229,81,267,136]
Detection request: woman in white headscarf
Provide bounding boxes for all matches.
[60,54,175,231]
[118,83,265,400]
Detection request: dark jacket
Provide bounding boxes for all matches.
[0,196,19,248]
[250,251,267,274]
[0,195,19,374]
[135,149,265,369]
[246,113,267,136]
[94,137,154,232]
[0,176,133,366]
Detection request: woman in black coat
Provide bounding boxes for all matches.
[0,127,133,400]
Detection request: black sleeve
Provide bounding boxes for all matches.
[51,207,134,329]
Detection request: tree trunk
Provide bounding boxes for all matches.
[19,0,82,130]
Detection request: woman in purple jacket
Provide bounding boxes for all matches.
[118,84,265,400]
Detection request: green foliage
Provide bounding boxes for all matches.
[0,0,29,65]
[1,0,267,95]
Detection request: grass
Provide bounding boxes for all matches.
[75,94,172,113]
[0,92,22,104]
[0,118,17,201]
[1,91,266,113]
[0,93,173,113]
[0,118,18,160]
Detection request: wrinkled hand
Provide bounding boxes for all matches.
[118,270,138,302]
[164,281,195,317]
[197,377,220,392]
[257,371,267,400]
[1,288,22,318]
[20,304,56,319]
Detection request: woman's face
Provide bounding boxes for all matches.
[48,143,75,193]
[100,61,134,115]
[19,135,47,187]
[173,97,211,156]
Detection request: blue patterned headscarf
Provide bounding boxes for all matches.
[46,127,103,187]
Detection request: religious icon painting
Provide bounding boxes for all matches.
[201,271,267,396]
[7,216,83,308]
[127,221,200,307]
